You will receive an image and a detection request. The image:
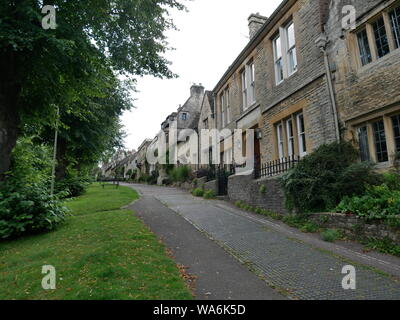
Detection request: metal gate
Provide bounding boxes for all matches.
[216,165,235,196]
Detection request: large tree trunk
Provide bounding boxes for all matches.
[0,51,20,181]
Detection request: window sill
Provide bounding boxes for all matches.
[274,69,298,87]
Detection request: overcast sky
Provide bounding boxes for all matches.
[121,0,283,151]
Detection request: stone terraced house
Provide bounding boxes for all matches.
[325,0,400,169]
[213,0,338,173]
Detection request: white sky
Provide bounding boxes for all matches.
[121,0,283,151]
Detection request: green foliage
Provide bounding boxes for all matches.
[0,184,192,300]
[55,175,90,198]
[138,174,150,184]
[280,142,381,213]
[300,222,320,233]
[363,238,400,257]
[169,166,192,183]
[0,181,67,239]
[196,167,215,182]
[259,184,267,194]
[320,229,341,242]
[282,214,310,228]
[192,188,204,197]
[203,190,216,199]
[337,184,400,227]
[0,0,186,177]
[0,138,67,239]
[382,172,400,191]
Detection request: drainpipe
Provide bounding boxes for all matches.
[315,33,341,142]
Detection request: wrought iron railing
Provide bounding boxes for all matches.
[254,155,300,179]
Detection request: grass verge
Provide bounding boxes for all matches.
[0,183,192,300]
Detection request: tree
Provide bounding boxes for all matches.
[0,0,185,179]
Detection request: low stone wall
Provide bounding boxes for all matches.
[228,174,288,214]
[204,180,218,194]
[195,177,207,188]
[309,213,400,244]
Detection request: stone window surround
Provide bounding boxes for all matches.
[351,0,400,70]
[350,106,400,166]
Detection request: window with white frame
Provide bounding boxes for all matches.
[220,94,225,128]
[273,20,297,84]
[241,70,248,110]
[286,22,297,75]
[277,123,284,159]
[225,87,231,124]
[249,62,256,105]
[241,62,256,110]
[296,113,307,157]
[274,111,307,160]
[273,35,284,84]
[286,118,295,157]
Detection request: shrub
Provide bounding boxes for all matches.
[382,172,400,191]
[192,188,204,197]
[235,201,242,207]
[363,238,400,257]
[55,175,90,198]
[203,190,216,199]
[259,184,267,194]
[138,174,150,183]
[280,142,381,213]
[169,166,192,183]
[0,138,67,239]
[337,184,400,226]
[300,222,320,233]
[321,229,341,242]
[0,181,67,239]
[282,214,310,228]
[195,167,215,182]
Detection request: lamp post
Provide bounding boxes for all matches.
[50,106,59,197]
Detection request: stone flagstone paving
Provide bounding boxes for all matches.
[156,193,400,300]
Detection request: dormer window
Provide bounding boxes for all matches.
[181,113,188,121]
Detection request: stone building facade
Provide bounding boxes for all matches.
[197,91,216,167]
[213,0,338,171]
[136,139,152,179]
[175,84,205,166]
[325,0,400,168]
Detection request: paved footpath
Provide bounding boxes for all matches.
[125,184,400,300]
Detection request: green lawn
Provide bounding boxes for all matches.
[0,183,192,300]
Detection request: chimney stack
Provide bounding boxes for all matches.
[248,13,268,40]
[190,83,205,97]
